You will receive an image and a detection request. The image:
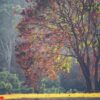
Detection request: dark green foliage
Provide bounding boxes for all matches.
[0,71,20,88]
[0,82,6,94]
[39,77,65,93]
[0,71,20,94]
[67,89,79,93]
[12,86,34,93]
[0,71,34,94]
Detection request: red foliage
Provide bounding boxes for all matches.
[15,1,58,89]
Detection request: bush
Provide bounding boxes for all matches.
[0,81,6,94]
[39,77,65,93]
[5,83,13,93]
[0,71,34,94]
[20,86,34,93]
[40,87,65,93]
[0,81,6,89]
[11,86,34,93]
[67,89,79,93]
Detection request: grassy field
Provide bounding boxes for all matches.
[0,93,100,100]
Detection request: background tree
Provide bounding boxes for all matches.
[0,0,26,72]
[0,0,15,71]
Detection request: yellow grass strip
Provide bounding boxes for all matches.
[0,93,100,100]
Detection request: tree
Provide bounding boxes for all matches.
[16,0,100,92]
[15,1,57,92]
[0,0,14,71]
[41,0,100,92]
[0,0,24,72]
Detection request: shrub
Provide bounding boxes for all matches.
[0,81,6,94]
[67,89,79,93]
[0,71,35,94]
[20,86,34,93]
[11,86,34,93]
[41,87,65,93]
[5,83,13,93]
[40,77,65,93]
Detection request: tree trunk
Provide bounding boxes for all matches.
[78,58,92,92]
[94,59,100,92]
[85,74,92,92]
[82,66,92,92]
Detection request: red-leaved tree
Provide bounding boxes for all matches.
[16,0,100,92]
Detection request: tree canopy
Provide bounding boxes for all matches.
[15,0,100,92]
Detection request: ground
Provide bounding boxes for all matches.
[0,93,100,100]
[10,98,100,100]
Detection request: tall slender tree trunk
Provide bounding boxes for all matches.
[78,58,92,92]
[94,58,99,92]
[85,73,92,92]
[82,66,92,92]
